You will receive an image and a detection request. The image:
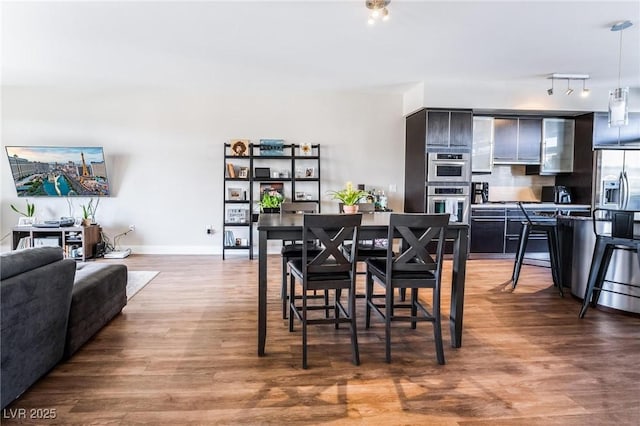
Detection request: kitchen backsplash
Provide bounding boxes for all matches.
[473,165,555,201]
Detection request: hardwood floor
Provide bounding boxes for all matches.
[3,255,639,425]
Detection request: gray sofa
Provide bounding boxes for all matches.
[1,247,128,409]
[1,247,76,409]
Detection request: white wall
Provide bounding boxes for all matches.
[0,87,405,254]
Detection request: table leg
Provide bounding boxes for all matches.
[450,228,468,348]
[258,230,267,356]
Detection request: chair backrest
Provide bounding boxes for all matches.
[386,213,450,278]
[281,201,318,214]
[302,214,362,276]
[593,208,638,240]
[517,201,534,226]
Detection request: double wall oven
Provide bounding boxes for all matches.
[426,152,471,224]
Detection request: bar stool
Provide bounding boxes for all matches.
[511,202,563,296]
[579,209,640,318]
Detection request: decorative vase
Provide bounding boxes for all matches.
[342,205,359,214]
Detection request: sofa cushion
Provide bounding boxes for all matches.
[64,263,127,359]
[0,247,63,280]
[1,248,76,409]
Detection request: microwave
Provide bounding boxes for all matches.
[427,153,471,183]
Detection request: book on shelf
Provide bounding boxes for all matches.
[226,163,236,178]
[224,230,235,246]
[16,237,32,249]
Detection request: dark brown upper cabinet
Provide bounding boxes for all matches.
[426,109,472,148]
[493,117,542,164]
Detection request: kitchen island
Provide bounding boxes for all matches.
[558,215,640,315]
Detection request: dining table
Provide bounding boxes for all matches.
[256,212,469,356]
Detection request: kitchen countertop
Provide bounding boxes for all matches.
[471,203,591,209]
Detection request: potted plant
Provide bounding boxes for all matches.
[10,200,35,218]
[80,198,100,226]
[327,182,369,213]
[259,191,284,213]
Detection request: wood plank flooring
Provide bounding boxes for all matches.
[3,255,639,425]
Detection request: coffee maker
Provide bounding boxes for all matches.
[471,182,489,204]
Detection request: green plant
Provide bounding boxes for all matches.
[81,198,100,221]
[259,191,284,210]
[10,200,35,217]
[327,182,368,206]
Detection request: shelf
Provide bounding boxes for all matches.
[222,142,321,260]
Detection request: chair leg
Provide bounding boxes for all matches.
[335,289,341,329]
[590,245,615,308]
[365,270,373,329]
[282,256,288,319]
[432,286,445,365]
[349,287,360,366]
[302,286,308,369]
[289,273,295,332]
[547,229,563,297]
[385,283,393,363]
[410,288,418,329]
[512,224,531,288]
[579,238,609,318]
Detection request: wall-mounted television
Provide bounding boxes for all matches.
[5,146,111,197]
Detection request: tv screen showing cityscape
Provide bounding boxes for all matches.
[5,146,111,197]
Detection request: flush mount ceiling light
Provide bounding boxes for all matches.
[608,20,633,127]
[546,73,590,96]
[366,0,390,25]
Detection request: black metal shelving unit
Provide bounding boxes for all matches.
[222,142,321,260]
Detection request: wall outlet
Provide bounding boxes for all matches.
[388,184,397,193]
[206,225,214,235]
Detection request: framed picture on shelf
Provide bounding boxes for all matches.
[230,139,249,156]
[295,192,311,201]
[254,167,270,178]
[260,182,284,197]
[260,139,284,156]
[238,167,249,179]
[227,187,244,200]
[304,167,315,178]
[299,143,313,156]
[226,208,249,223]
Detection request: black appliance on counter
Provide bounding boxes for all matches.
[471,182,489,204]
[541,185,572,204]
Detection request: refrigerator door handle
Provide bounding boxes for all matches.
[618,171,625,209]
[622,171,630,210]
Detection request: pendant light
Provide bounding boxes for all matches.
[608,20,633,127]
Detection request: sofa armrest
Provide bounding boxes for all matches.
[0,247,64,280]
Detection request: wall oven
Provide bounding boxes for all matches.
[427,186,470,223]
[427,153,471,182]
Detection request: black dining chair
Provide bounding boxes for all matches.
[340,202,389,277]
[288,213,362,369]
[579,208,640,318]
[364,213,449,365]
[279,202,322,319]
[511,202,563,296]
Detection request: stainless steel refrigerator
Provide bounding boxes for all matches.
[594,150,640,210]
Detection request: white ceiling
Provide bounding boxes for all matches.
[1,0,639,95]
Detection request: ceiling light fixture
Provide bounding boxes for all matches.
[546,73,589,97]
[608,20,633,127]
[581,79,590,97]
[366,0,390,25]
[565,80,574,96]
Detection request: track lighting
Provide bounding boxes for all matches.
[546,73,589,97]
[366,0,390,25]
